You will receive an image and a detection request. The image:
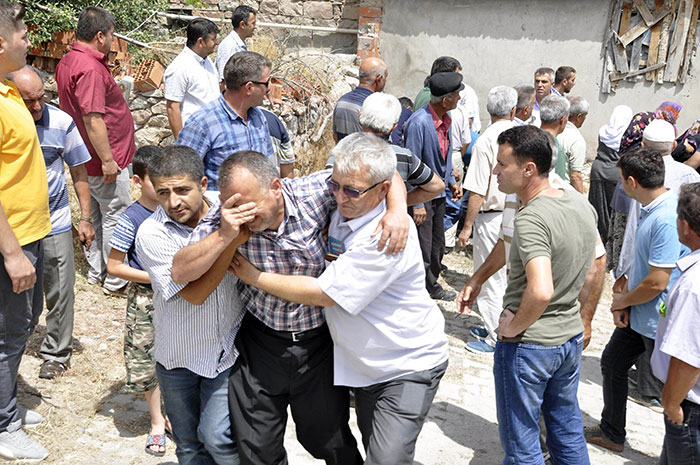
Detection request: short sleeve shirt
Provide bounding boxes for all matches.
[55,42,136,176]
[332,87,372,141]
[557,121,586,181]
[109,200,154,272]
[164,46,220,124]
[0,81,50,245]
[215,31,247,80]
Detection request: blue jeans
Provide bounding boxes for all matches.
[494,333,589,465]
[659,400,700,465]
[156,364,239,465]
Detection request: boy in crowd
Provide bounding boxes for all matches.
[106,146,169,456]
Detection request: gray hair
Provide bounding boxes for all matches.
[534,67,554,82]
[224,51,271,91]
[486,86,517,118]
[0,0,24,38]
[218,151,279,192]
[540,95,570,124]
[568,96,589,117]
[359,92,401,135]
[331,132,396,185]
[6,64,42,83]
[642,139,673,156]
[359,62,387,84]
[514,85,535,112]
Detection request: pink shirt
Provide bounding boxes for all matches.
[56,42,135,176]
[428,104,451,160]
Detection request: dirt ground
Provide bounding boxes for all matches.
[3,238,665,464]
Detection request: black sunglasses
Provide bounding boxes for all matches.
[326,178,384,199]
[248,79,270,88]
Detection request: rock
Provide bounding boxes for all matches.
[259,0,279,15]
[151,101,167,115]
[131,109,151,126]
[278,0,302,16]
[130,97,149,110]
[283,114,298,135]
[303,1,334,20]
[329,79,352,102]
[135,127,166,147]
[43,79,58,94]
[340,65,358,79]
[147,114,170,128]
[160,135,175,146]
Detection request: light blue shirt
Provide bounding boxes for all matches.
[628,191,688,339]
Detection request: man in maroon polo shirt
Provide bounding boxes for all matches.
[56,6,135,297]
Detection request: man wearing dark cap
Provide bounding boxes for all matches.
[404,72,463,300]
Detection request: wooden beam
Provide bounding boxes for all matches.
[618,4,672,47]
[665,0,694,81]
[630,34,644,71]
[621,1,634,33]
[646,0,665,80]
[603,0,625,93]
[633,0,655,25]
[657,0,679,82]
[680,0,700,83]
[611,34,630,73]
[611,62,667,80]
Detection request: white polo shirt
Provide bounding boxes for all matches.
[215,30,247,80]
[318,201,449,388]
[163,46,220,124]
[652,248,700,405]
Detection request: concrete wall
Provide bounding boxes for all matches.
[380,0,700,155]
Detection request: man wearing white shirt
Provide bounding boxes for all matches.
[457,86,517,354]
[651,182,700,464]
[231,133,449,465]
[164,18,220,139]
[215,5,256,84]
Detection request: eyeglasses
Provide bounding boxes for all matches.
[248,79,270,88]
[326,178,384,199]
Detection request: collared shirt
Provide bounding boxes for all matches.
[651,249,700,404]
[192,170,336,332]
[449,104,472,156]
[614,156,700,279]
[0,80,51,246]
[261,108,295,166]
[332,86,373,141]
[36,104,91,236]
[135,205,244,378]
[56,42,135,176]
[215,30,248,80]
[109,200,154,274]
[551,87,562,96]
[428,103,451,160]
[414,85,481,132]
[164,46,220,124]
[464,119,515,212]
[557,121,586,182]
[177,95,274,190]
[628,190,688,339]
[318,200,448,387]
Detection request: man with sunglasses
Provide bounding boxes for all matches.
[170,141,422,464]
[178,51,274,191]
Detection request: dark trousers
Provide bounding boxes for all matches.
[659,399,700,465]
[0,240,44,432]
[228,314,362,465]
[600,325,658,443]
[415,197,446,294]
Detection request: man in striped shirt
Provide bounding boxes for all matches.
[135,146,255,464]
[11,65,94,380]
[171,148,415,464]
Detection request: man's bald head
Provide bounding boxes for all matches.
[8,65,44,121]
[359,57,388,92]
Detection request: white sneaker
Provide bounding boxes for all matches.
[0,429,48,462]
[17,407,43,428]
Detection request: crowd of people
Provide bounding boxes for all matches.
[1,1,700,464]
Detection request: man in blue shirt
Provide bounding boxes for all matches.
[11,65,94,380]
[177,51,274,191]
[586,148,688,453]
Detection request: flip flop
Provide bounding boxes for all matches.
[145,433,166,457]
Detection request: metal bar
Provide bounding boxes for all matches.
[156,12,358,34]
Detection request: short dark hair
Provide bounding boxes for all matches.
[534,67,554,82]
[224,51,271,91]
[148,145,205,183]
[76,7,115,42]
[514,85,535,112]
[132,145,161,178]
[497,125,552,176]
[555,66,576,85]
[424,56,461,87]
[232,5,256,30]
[0,0,24,38]
[678,182,700,235]
[218,151,278,192]
[186,18,219,48]
[617,147,665,189]
[398,97,413,110]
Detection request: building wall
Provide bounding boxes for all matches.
[380,0,700,154]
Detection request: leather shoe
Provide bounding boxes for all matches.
[39,360,68,380]
[430,288,457,301]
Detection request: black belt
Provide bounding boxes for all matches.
[244,313,327,343]
[479,210,503,214]
[682,398,700,410]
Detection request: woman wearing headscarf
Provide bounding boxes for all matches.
[606,101,682,270]
[672,118,700,172]
[589,105,633,240]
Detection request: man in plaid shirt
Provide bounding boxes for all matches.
[171,150,414,465]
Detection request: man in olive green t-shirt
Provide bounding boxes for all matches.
[491,125,597,464]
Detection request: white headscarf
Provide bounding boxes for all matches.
[599,105,634,151]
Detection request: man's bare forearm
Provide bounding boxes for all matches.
[0,202,22,258]
[579,254,606,326]
[662,357,700,410]
[506,256,553,335]
[407,174,445,206]
[461,192,484,233]
[472,239,506,286]
[172,230,232,284]
[254,271,336,307]
[68,164,92,217]
[82,113,114,164]
[386,170,408,211]
[571,171,584,193]
[166,100,183,139]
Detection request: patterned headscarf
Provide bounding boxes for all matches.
[654,101,683,125]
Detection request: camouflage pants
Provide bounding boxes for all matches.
[123,284,158,393]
